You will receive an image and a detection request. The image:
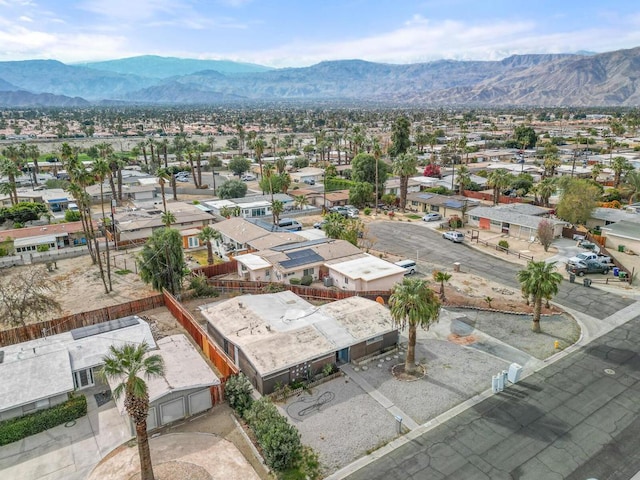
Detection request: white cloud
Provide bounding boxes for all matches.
[77,0,181,22]
[18,15,32,22]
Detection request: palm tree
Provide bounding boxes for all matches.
[101,343,165,480]
[254,138,267,179]
[517,261,563,333]
[198,226,221,265]
[207,136,218,193]
[389,277,441,374]
[293,194,308,210]
[456,165,471,196]
[0,157,19,205]
[156,168,170,214]
[271,200,284,225]
[590,163,603,181]
[432,271,452,301]
[93,158,113,291]
[624,169,640,204]
[611,156,632,188]
[26,144,40,186]
[534,178,556,207]
[161,210,176,228]
[487,169,512,205]
[392,152,418,213]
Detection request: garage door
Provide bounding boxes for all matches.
[160,398,185,425]
[146,407,157,431]
[189,389,212,415]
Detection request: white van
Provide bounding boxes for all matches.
[394,259,417,275]
[278,218,302,231]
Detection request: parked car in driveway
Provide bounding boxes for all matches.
[241,174,257,181]
[566,260,611,276]
[422,213,442,222]
[329,206,349,217]
[442,231,464,243]
[313,219,327,229]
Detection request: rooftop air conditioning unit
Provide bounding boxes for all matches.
[323,276,334,287]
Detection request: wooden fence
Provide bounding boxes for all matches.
[0,294,165,347]
[205,278,391,303]
[192,259,238,278]
[162,289,239,382]
[463,190,523,204]
[471,236,534,262]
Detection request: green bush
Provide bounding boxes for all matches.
[64,209,82,222]
[36,244,50,252]
[498,240,510,250]
[289,277,301,285]
[245,398,302,471]
[188,273,219,298]
[0,394,87,446]
[300,275,313,286]
[363,207,372,216]
[224,373,253,417]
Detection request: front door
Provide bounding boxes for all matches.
[336,348,350,364]
[73,368,95,389]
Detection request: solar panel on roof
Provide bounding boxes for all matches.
[271,238,328,251]
[443,200,464,208]
[280,249,324,269]
[417,194,434,200]
[70,316,139,340]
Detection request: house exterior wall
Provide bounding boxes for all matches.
[145,386,212,431]
[604,235,640,256]
[349,331,398,361]
[0,392,69,422]
[328,270,404,292]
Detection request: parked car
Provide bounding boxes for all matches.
[566,260,611,276]
[241,174,257,181]
[568,251,612,266]
[303,178,316,185]
[442,231,464,243]
[329,206,349,217]
[394,259,417,275]
[422,213,442,222]
[313,219,327,229]
[277,218,302,231]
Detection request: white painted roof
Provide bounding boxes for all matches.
[328,254,406,281]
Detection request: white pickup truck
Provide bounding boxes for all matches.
[568,251,613,266]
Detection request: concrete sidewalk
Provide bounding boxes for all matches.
[0,389,131,480]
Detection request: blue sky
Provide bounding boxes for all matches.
[1,0,639,66]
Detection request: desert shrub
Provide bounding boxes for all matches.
[300,275,313,286]
[498,240,510,250]
[262,283,286,293]
[245,397,302,471]
[289,277,301,285]
[36,244,51,252]
[449,215,463,228]
[0,394,87,446]
[224,373,254,417]
[188,273,219,298]
[363,207,372,216]
[64,209,81,222]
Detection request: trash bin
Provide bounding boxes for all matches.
[613,267,620,277]
[618,245,626,252]
[619,271,628,281]
[453,262,461,272]
[569,273,576,283]
[583,278,592,287]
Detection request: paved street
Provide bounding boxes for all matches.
[342,314,640,480]
[368,222,635,320]
[329,222,640,479]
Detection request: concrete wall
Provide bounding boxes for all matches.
[0,392,69,422]
[350,331,398,361]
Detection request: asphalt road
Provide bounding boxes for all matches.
[368,222,634,320]
[345,314,640,480]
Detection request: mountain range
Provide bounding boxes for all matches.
[0,48,639,107]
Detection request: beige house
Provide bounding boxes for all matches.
[235,238,362,283]
[325,254,406,291]
[407,192,479,218]
[202,291,398,394]
[467,204,567,239]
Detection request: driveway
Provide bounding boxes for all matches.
[368,221,635,320]
[0,388,131,480]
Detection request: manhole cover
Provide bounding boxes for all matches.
[604,369,616,375]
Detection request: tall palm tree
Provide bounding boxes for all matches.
[0,157,19,205]
[198,226,221,265]
[392,152,418,213]
[254,138,266,179]
[487,169,512,205]
[624,169,640,204]
[534,178,556,207]
[101,343,164,480]
[517,261,563,333]
[156,168,170,214]
[456,165,471,196]
[93,158,113,291]
[207,136,218,193]
[611,156,632,188]
[26,144,40,186]
[389,277,441,374]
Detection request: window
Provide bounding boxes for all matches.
[430,206,440,212]
[303,268,314,277]
[265,270,270,279]
[344,277,349,284]
[366,335,383,345]
[188,236,199,248]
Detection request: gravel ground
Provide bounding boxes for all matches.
[448,308,581,359]
[280,375,398,475]
[355,337,510,426]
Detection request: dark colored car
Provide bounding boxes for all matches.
[566,260,610,276]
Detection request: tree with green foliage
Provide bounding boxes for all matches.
[517,261,563,333]
[218,179,247,199]
[348,181,373,208]
[432,271,452,301]
[228,156,251,178]
[271,199,284,225]
[389,278,441,374]
[224,373,254,417]
[0,202,48,225]
[351,153,389,194]
[388,116,411,157]
[512,125,538,149]
[487,169,513,205]
[198,226,221,265]
[556,178,599,225]
[392,152,418,212]
[101,343,165,480]
[623,169,640,204]
[611,156,633,188]
[138,228,187,295]
[323,213,363,246]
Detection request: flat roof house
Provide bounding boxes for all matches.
[325,253,406,291]
[202,291,398,394]
[467,204,567,239]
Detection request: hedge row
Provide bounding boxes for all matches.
[0,394,87,446]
